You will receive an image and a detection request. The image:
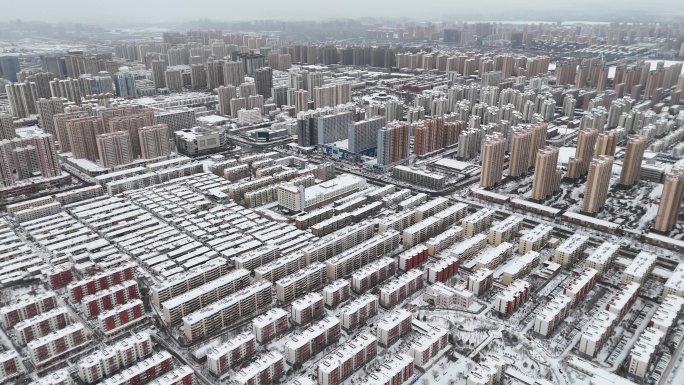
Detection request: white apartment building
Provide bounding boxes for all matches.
[553,234,589,268]
[501,250,540,285]
[488,215,523,245]
[584,241,620,275]
[518,224,553,254]
[621,251,657,285]
[461,208,496,237]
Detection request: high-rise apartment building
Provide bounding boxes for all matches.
[480,134,506,188]
[36,98,64,136]
[654,169,684,233]
[66,116,105,161]
[307,72,324,95]
[567,128,598,179]
[413,117,444,156]
[377,121,410,166]
[316,111,353,146]
[138,124,170,159]
[619,135,647,186]
[223,61,245,87]
[254,67,273,98]
[50,78,82,105]
[107,111,156,159]
[5,83,36,119]
[0,133,61,186]
[53,111,88,153]
[239,83,255,100]
[555,61,578,86]
[348,116,386,155]
[0,113,15,140]
[595,131,619,157]
[113,72,137,97]
[96,131,133,168]
[151,60,167,89]
[164,69,183,92]
[217,85,238,116]
[190,64,207,89]
[530,146,562,201]
[582,156,614,214]
[205,58,224,91]
[0,56,21,82]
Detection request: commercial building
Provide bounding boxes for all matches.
[392,166,446,190]
[278,174,367,212]
[424,282,473,308]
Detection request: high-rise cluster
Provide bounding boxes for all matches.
[0,134,61,186]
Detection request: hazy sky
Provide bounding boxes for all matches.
[1,0,680,24]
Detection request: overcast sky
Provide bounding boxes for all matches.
[1,0,679,24]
